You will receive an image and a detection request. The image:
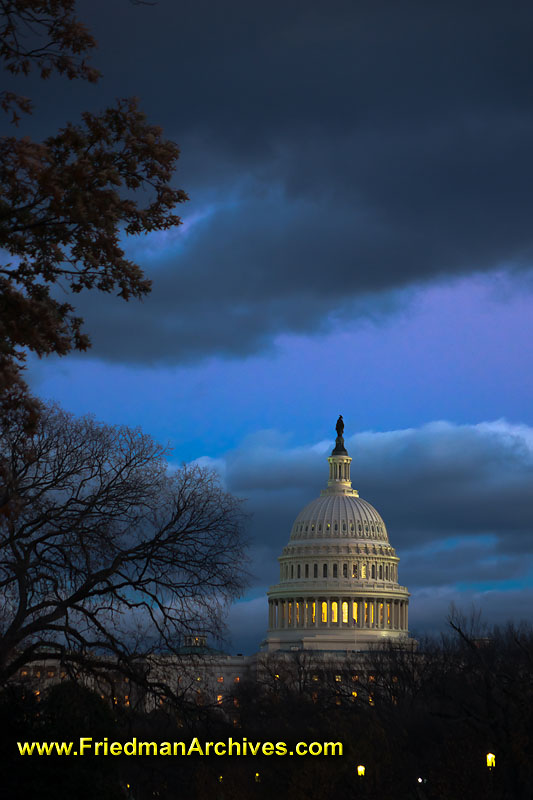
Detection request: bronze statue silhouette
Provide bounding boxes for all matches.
[336,415,344,437]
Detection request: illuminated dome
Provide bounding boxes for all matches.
[263,417,410,652]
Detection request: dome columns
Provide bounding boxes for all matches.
[327,455,353,492]
[267,595,409,634]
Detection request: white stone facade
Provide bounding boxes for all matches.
[263,429,410,652]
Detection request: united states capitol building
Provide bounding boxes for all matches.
[264,416,410,652]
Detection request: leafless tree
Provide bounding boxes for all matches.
[0,402,249,695]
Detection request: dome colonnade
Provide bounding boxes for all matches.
[264,417,410,652]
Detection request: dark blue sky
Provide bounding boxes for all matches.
[16,0,533,652]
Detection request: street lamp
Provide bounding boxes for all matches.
[486,753,496,770]
[357,765,365,777]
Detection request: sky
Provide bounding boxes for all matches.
[12,0,533,653]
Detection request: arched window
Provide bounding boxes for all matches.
[379,565,383,579]
[323,564,328,578]
[371,564,376,579]
[305,564,309,578]
[342,601,349,624]
[361,563,367,579]
[352,563,358,578]
[333,564,338,578]
[314,564,318,578]
[291,564,294,579]
[321,602,328,623]
[334,522,338,531]
[297,564,301,579]
[343,563,348,578]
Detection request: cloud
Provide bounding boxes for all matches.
[28,0,533,366]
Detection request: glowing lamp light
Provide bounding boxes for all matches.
[218,775,223,783]
[357,765,365,777]
[255,772,261,783]
[417,778,423,783]
[487,753,496,769]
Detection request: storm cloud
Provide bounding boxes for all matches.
[18,0,533,364]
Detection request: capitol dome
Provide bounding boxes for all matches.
[264,417,410,652]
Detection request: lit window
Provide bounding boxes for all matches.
[331,601,338,623]
[335,675,342,682]
[321,602,328,623]
[217,676,224,683]
[352,675,359,682]
[352,691,358,699]
[352,563,358,578]
[21,670,28,677]
[312,675,319,682]
[233,698,239,707]
[217,694,223,704]
[47,670,55,678]
[234,677,240,683]
[342,601,349,624]
[327,523,331,530]
[361,564,367,579]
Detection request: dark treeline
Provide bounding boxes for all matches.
[1,617,532,800]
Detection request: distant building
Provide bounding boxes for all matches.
[263,418,410,652]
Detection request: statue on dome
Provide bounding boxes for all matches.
[336,415,344,437]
